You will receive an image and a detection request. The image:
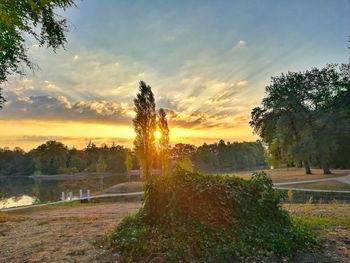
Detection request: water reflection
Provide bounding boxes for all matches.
[0,174,137,208]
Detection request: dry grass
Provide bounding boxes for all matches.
[230,168,350,183]
[1,202,350,262]
[0,212,23,223]
[101,181,144,194]
[0,203,142,262]
[285,181,350,191]
[284,203,350,220]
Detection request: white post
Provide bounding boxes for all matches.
[87,189,90,202]
[61,192,65,202]
[79,189,83,200]
[69,192,73,201]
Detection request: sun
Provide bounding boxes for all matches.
[154,130,162,139]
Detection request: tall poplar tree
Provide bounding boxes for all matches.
[157,108,170,176]
[133,81,156,179]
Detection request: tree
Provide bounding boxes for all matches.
[0,88,5,108]
[124,152,133,182]
[251,64,350,175]
[175,155,194,172]
[0,0,76,105]
[96,155,107,191]
[31,141,68,175]
[157,108,170,176]
[133,80,157,179]
[250,71,314,174]
[0,147,35,176]
[96,155,107,173]
[68,154,86,172]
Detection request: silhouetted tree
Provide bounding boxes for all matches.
[133,81,157,179]
[157,108,170,176]
[0,0,76,104]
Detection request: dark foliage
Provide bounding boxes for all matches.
[251,63,350,174]
[0,0,76,107]
[0,141,136,176]
[110,168,316,262]
[172,140,267,172]
[0,147,35,176]
[0,0,75,83]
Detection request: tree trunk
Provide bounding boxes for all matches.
[322,166,332,175]
[303,160,312,175]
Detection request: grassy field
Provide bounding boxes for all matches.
[96,168,350,195]
[230,168,350,183]
[0,202,349,262]
[285,181,350,191]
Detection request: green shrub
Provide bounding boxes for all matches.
[110,168,316,262]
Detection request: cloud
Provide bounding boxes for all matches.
[236,80,248,86]
[232,40,247,50]
[1,91,132,125]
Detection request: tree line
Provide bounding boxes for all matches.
[0,139,266,176]
[0,141,135,176]
[171,140,266,172]
[251,63,350,174]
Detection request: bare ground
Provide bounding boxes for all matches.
[0,203,141,263]
[0,203,350,262]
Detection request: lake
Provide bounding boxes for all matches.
[0,173,137,209]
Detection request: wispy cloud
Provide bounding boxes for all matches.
[232,40,247,51]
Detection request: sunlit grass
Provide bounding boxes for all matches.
[286,181,350,191]
[285,204,350,230]
[230,168,350,183]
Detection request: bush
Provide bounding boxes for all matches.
[110,168,316,262]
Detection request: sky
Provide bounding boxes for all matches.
[1,0,349,151]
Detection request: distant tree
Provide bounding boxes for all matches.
[171,143,197,160]
[133,81,157,179]
[175,155,194,172]
[96,155,107,173]
[0,147,35,176]
[108,145,128,173]
[0,0,76,105]
[157,108,170,176]
[124,152,133,182]
[96,155,107,191]
[68,154,86,172]
[31,141,68,175]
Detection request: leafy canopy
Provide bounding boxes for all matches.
[251,64,350,174]
[0,0,75,106]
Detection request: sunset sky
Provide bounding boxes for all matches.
[1,0,349,150]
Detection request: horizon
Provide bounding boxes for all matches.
[1,0,349,150]
[0,135,260,152]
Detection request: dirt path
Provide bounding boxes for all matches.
[275,174,350,187]
[0,203,142,263]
